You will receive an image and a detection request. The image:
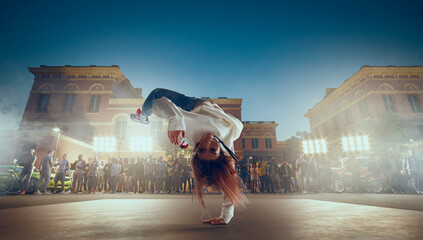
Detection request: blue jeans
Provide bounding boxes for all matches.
[35,170,51,192]
[142,88,203,116]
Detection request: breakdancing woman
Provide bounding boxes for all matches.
[131,88,247,225]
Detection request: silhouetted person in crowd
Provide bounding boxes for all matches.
[110,158,121,194]
[155,157,167,193]
[280,160,292,193]
[308,156,319,193]
[269,158,281,193]
[145,158,156,193]
[385,152,401,193]
[295,154,309,193]
[98,160,105,192]
[72,154,86,193]
[250,163,259,193]
[166,159,175,193]
[35,150,54,194]
[238,156,250,191]
[172,159,181,193]
[258,158,268,193]
[182,161,194,193]
[125,159,135,193]
[83,157,91,192]
[134,158,145,193]
[294,154,304,192]
[54,154,70,193]
[18,149,37,195]
[103,158,112,193]
[118,159,127,192]
[403,150,423,194]
[88,156,99,194]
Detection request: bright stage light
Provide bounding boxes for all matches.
[303,141,309,154]
[342,137,349,152]
[321,139,327,153]
[93,136,116,152]
[341,135,370,152]
[130,137,153,152]
[302,138,327,155]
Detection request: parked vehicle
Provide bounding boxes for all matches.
[331,157,386,193]
[0,163,72,194]
[0,161,21,194]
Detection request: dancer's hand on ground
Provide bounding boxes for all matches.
[202,217,226,225]
[168,130,185,145]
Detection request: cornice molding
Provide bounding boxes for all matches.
[30,90,113,95]
[211,98,243,105]
[242,136,277,139]
[109,98,144,105]
[28,66,128,83]
[310,89,423,129]
[305,67,423,118]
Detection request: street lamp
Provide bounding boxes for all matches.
[52,127,61,157]
[341,135,370,152]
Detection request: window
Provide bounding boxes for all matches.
[358,99,370,118]
[333,116,340,131]
[407,95,421,113]
[63,94,76,113]
[88,95,101,113]
[322,122,329,136]
[265,138,272,149]
[242,139,245,149]
[36,94,51,113]
[252,138,259,149]
[114,117,127,140]
[345,109,353,125]
[382,95,396,113]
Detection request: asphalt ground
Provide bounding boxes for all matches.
[0,193,422,239]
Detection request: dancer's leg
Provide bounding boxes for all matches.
[142,88,203,116]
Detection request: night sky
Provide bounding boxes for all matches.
[1,0,422,140]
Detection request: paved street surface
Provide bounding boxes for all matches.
[0,193,422,239]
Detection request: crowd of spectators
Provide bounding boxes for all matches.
[13,149,423,195]
[66,155,196,194]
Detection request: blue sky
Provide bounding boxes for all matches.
[1,0,422,140]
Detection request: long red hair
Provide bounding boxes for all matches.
[191,147,248,210]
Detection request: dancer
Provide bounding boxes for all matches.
[131,88,247,225]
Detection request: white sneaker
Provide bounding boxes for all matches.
[130,108,150,124]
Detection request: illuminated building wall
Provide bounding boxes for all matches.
[305,65,423,157]
[18,65,267,164]
[241,121,285,162]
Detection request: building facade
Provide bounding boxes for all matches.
[305,65,423,157]
[16,65,283,165]
[241,121,285,163]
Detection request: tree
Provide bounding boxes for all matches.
[158,134,192,163]
[282,131,311,164]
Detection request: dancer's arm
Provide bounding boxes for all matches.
[220,193,235,224]
[152,97,186,131]
[152,97,188,145]
[202,194,234,225]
